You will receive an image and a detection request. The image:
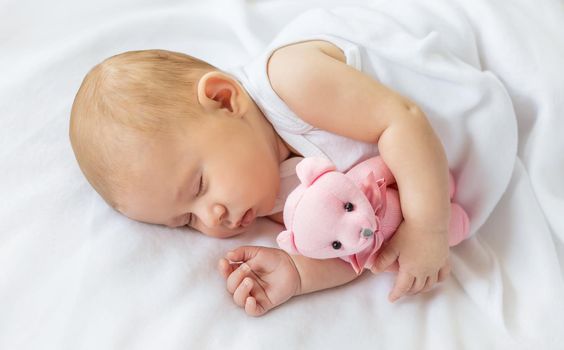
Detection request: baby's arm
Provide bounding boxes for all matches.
[291,254,360,295]
[268,41,451,301]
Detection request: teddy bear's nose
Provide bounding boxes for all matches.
[361,228,373,238]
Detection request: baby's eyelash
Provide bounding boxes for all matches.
[185,174,204,227]
[196,175,204,196]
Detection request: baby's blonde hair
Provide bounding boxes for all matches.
[69,49,215,208]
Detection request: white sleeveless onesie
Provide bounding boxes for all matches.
[223,6,513,223]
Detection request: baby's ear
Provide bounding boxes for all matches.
[360,172,387,216]
[277,230,299,255]
[296,157,336,187]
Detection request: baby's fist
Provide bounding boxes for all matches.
[218,246,301,316]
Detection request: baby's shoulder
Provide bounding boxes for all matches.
[270,40,345,67]
[266,39,347,113]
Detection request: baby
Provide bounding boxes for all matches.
[70,8,453,316]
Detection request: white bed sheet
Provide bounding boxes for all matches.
[1,0,563,349]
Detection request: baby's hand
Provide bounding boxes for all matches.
[218,246,301,317]
[371,220,450,302]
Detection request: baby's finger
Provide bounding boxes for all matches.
[226,263,253,294]
[245,296,267,317]
[389,271,415,302]
[409,276,428,295]
[226,246,260,263]
[218,258,236,279]
[233,277,254,307]
[422,273,438,293]
[372,245,400,273]
[437,263,451,283]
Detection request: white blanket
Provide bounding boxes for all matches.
[1,0,563,349]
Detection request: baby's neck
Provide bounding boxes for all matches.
[246,96,301,162]
[276,135,301,162]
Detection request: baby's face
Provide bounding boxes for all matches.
[117,110,282,238]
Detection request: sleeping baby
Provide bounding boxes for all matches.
[69,7,456,316]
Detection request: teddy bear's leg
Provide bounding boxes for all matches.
[447,203,470,246]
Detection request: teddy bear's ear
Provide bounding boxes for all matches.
[277,230,299,255]
[296,157,336,187]
[360,172,388,216]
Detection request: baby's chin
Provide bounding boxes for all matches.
[198,224,250,239]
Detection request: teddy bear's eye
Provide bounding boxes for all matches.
[332,241,342,249]
[344,202,354,212]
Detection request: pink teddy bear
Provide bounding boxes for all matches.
[276,156,470,275]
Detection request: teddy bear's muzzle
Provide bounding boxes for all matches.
[361,228,374,238]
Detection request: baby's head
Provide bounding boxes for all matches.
[70,49,284,237]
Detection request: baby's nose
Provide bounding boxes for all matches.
[204,203,227,227]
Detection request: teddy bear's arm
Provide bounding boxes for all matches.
[346,156,396,186]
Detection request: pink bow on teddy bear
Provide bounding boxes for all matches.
[277,156,470,275]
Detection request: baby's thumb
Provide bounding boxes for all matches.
[371,246,399,274]
[226,246,260,263]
